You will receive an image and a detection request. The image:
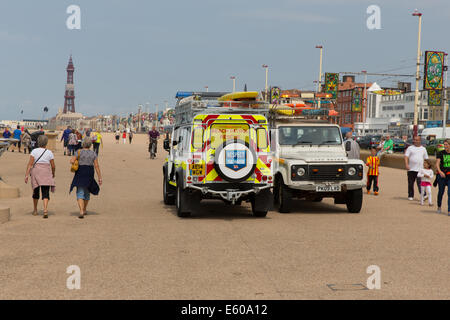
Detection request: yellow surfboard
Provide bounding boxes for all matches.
[218,91,259,101]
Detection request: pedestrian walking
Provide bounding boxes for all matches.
[366,147,380,195]
[70,137,102,219]
[129,131,133,144]
[115,130,120,144]
[404,135,429,201]
[418,159,434,206]
[60,126,72,156]
[68,130,78,156]
[344,131,360,160]
[435,139,450,215]
[92,130,103,155]
[75,130,83,151]
[21,129,32,154]
[24,135,55,218]
[12,125,22,152]
[122,130,127,144]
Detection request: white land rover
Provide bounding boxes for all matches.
[271,120,365,213]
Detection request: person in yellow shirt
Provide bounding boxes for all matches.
[366,147,380,195]
[91,130,103,155]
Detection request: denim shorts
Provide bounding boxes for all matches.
[76,187,90,200]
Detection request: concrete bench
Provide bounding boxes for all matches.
[360,150,436,170]
[0,206,10,224]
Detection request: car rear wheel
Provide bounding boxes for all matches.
[176,178,191,218]
[163,171,175,205]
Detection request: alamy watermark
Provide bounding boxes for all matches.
[66,5,81,30]
[366,265,381,289]
[366,5,381,30]
[66,265,81,290]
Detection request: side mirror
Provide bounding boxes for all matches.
[345,140,352,152]
[163,139,170,151]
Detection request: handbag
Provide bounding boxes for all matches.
[71,150,81,173]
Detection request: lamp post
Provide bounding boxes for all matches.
[443,53,448,138]
[362,70,368,136]
[262,64,269,101]
[204,86,209,92]
[315,45,323,109]
[412,10,423,137]
[230,76,236,92]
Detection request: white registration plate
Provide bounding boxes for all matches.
[316,185,341,192]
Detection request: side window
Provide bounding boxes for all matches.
[179,126,191,156]
[257,128,268,149]
[192,127,204,149]
[172,128,180,151]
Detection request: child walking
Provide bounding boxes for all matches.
[366,147,380,195]
[417,159,434,206]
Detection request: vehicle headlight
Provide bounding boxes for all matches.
[297,167,306,176]
[348,167,356,176]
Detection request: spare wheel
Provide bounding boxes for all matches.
[214,139,257,183]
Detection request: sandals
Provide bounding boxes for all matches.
[78,214,84,219]
[43,211,48,219]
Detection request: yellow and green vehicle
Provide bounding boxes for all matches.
[163,91,273,217]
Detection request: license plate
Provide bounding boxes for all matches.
[190,163,205,176]
[316,185,341,192]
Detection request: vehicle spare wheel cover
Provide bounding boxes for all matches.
[214,140,257,183]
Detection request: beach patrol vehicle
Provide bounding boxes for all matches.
[269,107,365,213]
[163,91,273,218]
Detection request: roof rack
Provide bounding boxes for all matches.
[174,94,270,125]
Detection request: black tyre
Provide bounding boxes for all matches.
[313,197,323,202]
[163,171,175,205]
[276,179,292,213]
[251,189,271,218]
[176,178,191,217]
[346,188,363,213]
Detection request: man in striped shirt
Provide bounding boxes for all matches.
[366,147,380,195]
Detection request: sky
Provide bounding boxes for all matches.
[0,0,449,120]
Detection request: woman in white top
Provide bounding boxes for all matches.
[24,135,56,218]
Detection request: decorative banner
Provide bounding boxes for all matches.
[270,87,281,105]
[424,51,444,90]
[324,73,339,99]
[372,89,403,96]
[351,88,362,112]
[428,89,442,106]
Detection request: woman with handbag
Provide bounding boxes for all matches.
[70,137,103,219]
[24,135,55,218]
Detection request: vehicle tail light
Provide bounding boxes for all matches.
[262,175,268,181]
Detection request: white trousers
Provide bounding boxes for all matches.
[421,185,432,205]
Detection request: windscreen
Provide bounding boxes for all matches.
[278,126,342,145]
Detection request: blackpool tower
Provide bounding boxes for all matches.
[63,55,75,113]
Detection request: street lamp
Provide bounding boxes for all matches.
[412,9,423,137]
[362,70,368,136]
[262,64,269,101]
[315,45,323,108]
[204,86,209,92]
[230,76,236,92]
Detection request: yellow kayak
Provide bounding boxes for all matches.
[218,91,259,101]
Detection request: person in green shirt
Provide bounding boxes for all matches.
[378,134,394,159]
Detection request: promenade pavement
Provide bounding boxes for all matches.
[0,133,449,299]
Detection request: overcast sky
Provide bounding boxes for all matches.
[1,0,449,120]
